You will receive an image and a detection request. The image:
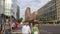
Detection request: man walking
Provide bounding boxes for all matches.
[2,18,12,34]
[22,21,31,34]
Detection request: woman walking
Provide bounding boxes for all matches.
[32,24,39,34]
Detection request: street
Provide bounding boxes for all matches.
[12,24,60,34]
[12,24,22,34]
[0,0,60,34]
[39,24,60,34]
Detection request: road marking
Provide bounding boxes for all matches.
[40,30,53,34]
[12,32,22,33]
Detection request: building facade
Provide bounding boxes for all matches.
[38,0,60,23]
[0,0,15,16]
[4,0,13,16]
[16,6,20,19]
[12,0,20,19]
[32,11,38,20]
[25,7,31,21]
[56,0,60,21]
[0,0,4,14]
[0,0,19,23]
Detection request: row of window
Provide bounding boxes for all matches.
[38,0,60,20]
[57,17,60,20]
[44,0,60,11]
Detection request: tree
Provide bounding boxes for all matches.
[39,17,53,21]
[24,20,30,22]
[39,17,46,21]
[47,17,53,21]
[17,18,23,23]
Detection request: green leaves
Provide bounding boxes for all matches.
[17,18,23,23]
[47,17,53,21]
[39,17,53,21]
[39,17,46,21]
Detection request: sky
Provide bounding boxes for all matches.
[17,0,51,19]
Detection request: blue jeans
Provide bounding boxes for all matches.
[5,32,10,34]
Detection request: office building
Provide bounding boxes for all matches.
[12,0,20,19]
[32,11,38,20]
[38,0,60,23]
[0,0,19,23]
[4,0,13,16]
[56,0,60,21]
[16,6,20,19]
[0,0,15,16]
[25,7,31,21]
[0,0,4,14]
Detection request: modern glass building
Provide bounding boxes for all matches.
[0,0,4,14]
[0,0,14,16]
[0,0,19,23]
[16,6,20,19]
[0,0,19,17]
[12,0,20,19]
[4,0,13,16]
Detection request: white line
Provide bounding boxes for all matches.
[12,32,22,33]
[40,30,52,34]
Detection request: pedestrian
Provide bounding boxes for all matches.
[0,23,3,34]
[2,18,12,34]
[12,22,15,30]
[22,21,31,34]
[31,24,39,34]
[15,22,19,30]
[30,23,33,30]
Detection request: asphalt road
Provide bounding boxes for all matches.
[39,24,60,34]
[12,24,60,34]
